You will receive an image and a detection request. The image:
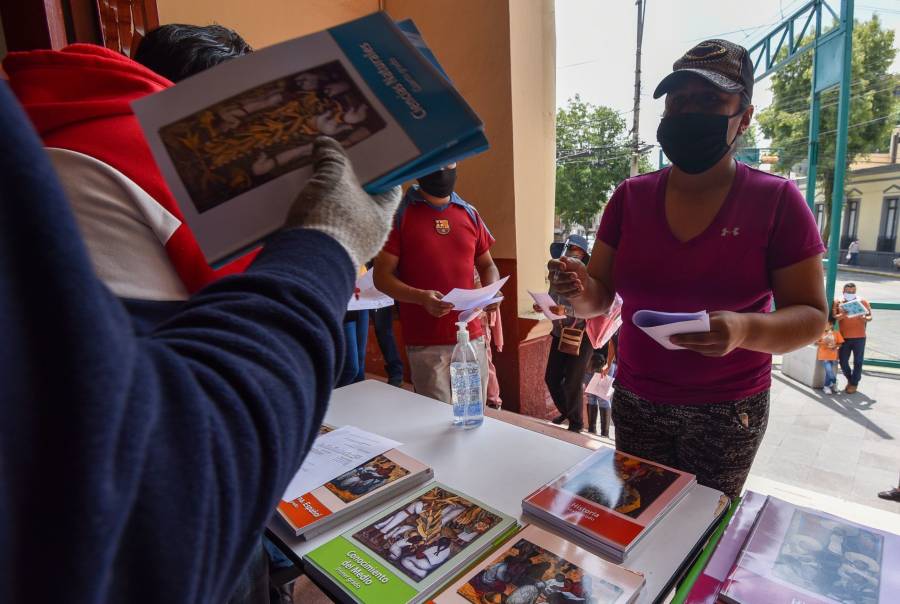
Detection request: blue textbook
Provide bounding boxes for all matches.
[132,12,488,266]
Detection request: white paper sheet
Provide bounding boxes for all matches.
[442,276,509,311]
[528,290,566,320]
[347,270,394,311]
[282,426,401,501]
[585,373,615,400]
[633,309,710,351]
[456,297,504,324]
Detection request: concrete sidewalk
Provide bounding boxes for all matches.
[835,265,900,279]
[749,365,900,517]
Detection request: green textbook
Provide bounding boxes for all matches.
[304,482,518,604]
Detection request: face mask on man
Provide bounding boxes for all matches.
[418,167,457,198]
[844,292,857,301]
[656,109,743,174]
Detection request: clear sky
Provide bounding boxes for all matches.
[556,0,900,155]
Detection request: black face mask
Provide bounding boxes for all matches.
[656,111,742,175]
[418,167,457,198]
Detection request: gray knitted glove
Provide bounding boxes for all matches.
[285,137,401,267]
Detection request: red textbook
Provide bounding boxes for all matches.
[522,446,695,560]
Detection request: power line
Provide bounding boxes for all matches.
[558,106,635,123]
[557,147,654,167]
[556,141,654,162]
[760,111,900,155]
[761,73,897,113]
[764,80,899,118]
[858,4,900,16]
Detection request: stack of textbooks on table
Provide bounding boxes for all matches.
[687,492,899,604]
[430,524,645,604]
[276,425,433,539]
[303,483,518,604]
[131,12,489,267]
[522,446,696,561]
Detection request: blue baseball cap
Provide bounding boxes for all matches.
[565,234,589,253]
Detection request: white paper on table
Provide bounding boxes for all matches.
[528,290,566,320]
[282,425,402,501]
[347,270,394,311]
[442,276,509,311]
[633,309,710,351]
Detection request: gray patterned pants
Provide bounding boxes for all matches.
[611,386,769,499]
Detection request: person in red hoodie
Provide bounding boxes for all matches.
[2,25,256,307]
[4,25,285,603]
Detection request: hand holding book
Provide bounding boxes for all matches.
[131,13,488,267]
[286,137,401,267]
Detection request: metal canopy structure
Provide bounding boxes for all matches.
[747,0,855,319]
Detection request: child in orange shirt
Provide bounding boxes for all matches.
[817,322,844,394]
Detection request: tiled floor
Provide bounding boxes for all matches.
[749,366,900,516]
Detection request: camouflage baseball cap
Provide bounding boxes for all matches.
[653,39,754,104]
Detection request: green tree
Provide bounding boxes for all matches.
[757,16,898,245]
[555,95,641,233]
[738,124,760,150]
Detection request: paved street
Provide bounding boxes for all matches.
[747,269,900,518]
[750,366,900,515]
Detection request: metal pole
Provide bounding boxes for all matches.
[630,0,645,177]
[825,0,854,308]
[804,1,823,212]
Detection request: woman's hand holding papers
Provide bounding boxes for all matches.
[669,311,749,357]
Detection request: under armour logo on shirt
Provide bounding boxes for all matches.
[721,228,740,237]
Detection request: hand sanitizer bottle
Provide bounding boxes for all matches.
[450,321,483,428]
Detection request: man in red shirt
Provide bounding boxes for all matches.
[374,164,500,403]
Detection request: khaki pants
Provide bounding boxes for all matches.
[406,337,489,404]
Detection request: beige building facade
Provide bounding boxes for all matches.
[808,127,900,270]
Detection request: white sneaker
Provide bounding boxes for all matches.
[823,386,833,394]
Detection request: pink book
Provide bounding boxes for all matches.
[431,524,645,604]
[685,491,767,604]
[720,496,900,604]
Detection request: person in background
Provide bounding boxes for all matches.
[358,259,403,388]
[816,321,844,395]
[846,239,860,266]
[3,26,256,310]
[581,331,617,436]
[878,478,900,502]
[596,332,618,436]
[340,266,371,386]
[0,70,400,604]
[551,39,827,498]
[482,309,504,409]
[583,352,606,436]
[370,297,405,387]
[373,163,499,404]
[833,283,872,394]
[540,235,593,433]
[473,268,504,409]
[133,23,252,82]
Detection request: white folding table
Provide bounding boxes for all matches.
[268,380,728,604]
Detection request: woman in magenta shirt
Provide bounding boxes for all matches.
[553,40,827,498]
